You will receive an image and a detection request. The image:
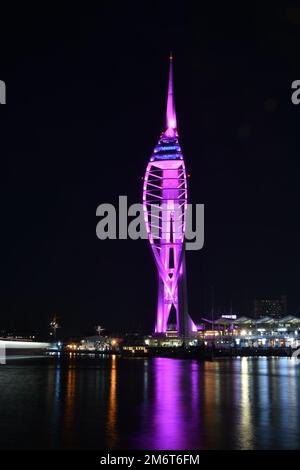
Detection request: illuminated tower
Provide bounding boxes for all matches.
[143,54,196,336]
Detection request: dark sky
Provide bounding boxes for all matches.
[1,2,300,337]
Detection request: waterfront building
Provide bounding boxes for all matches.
[76,336,119,352]
[195,314,300,348]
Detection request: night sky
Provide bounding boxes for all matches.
[1,3,300,337]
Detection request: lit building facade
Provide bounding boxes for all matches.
[195,314,300,349]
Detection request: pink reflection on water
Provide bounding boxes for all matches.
[136,358,203,450]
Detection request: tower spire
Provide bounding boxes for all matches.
[165,52,177,137]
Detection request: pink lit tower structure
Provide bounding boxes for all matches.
[143,54,196,337]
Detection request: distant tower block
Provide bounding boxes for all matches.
[143,54,196,336]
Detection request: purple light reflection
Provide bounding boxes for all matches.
[133,358,203,450]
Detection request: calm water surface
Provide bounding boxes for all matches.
[0,356,299,449]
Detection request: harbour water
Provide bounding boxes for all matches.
[0,355,299,450]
